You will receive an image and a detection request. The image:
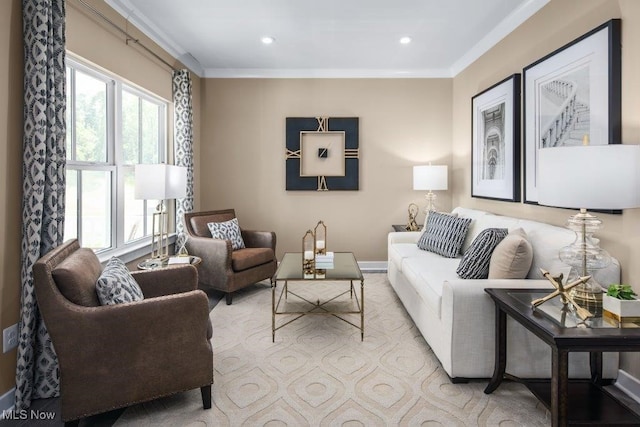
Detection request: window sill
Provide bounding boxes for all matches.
[96,234,177,265]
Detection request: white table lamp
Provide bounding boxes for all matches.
[413,164,448,230]
[135,164,188,259]
[537,144,640,313]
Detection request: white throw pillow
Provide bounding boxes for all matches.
[488,228,534,279]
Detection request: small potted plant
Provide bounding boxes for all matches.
[603,284,640,320]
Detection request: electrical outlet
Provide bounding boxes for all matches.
[3,324,18,353]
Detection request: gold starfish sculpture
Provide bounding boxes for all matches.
[531,268,594,321]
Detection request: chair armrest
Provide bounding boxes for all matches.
[186,236,232,266]
[131,264,198,298]
[49,291,213,413]
[242,230,276,251]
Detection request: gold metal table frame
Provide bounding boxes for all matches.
[271,252,365,342]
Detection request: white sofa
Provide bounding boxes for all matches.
[387,207,620,381]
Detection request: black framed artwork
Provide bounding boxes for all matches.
[471,73,521,202]
[285,117,359,191]
[523,19,621,205]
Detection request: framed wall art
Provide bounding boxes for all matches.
[471,73,521,202]
[285,117,359,191]
[523,19,621,204]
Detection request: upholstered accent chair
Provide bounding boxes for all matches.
[33,239,213,426]
[184,209,277,305]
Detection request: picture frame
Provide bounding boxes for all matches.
[471,73,521,202]
[523,19,621,205]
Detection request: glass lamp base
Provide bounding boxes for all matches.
[569,278,604,317]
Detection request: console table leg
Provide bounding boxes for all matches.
[551,346,569,427]
[271,279,276,342]
[360,279,364,341]
[590,351,603,384]
[485,305,507,394]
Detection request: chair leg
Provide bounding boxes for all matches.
[201,385,212,409]
[226,292,233,305]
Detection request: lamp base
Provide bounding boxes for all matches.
[569,279,604,317]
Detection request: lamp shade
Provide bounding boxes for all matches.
[413,165,448,191]
[134,164,187,200]
[537,145,640,210]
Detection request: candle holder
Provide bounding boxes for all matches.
[314,220,327,256]
[302,229,315,278]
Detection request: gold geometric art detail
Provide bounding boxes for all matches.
[345,148,359,159]
[316,117,329,132]
[318,176,328,191]
[531,268,593,320]
[286,149,301,159]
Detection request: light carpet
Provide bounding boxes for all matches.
[115,273,550,426]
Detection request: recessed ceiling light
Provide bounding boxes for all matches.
[261,36,275,45]
[400,37,412,45]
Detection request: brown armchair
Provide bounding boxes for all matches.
[184,209,277,305]
[33,239,213,426]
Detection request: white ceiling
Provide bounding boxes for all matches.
[104,0,549,78]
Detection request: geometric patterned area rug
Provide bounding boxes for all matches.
[115,273,550,426]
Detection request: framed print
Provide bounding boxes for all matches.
[285,117,359,191]
[471,73,521,202]
[523,19,621,204]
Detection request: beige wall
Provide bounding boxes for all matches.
[200,78,452,261]
[0,0,201,396]
[451,0,640,375]
[0,0,25,394]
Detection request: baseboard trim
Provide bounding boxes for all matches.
[615,369,640,404]
[357,261,387,273]
[0,387,15,420]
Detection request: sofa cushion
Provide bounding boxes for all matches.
[231,247,274,272]
[96,257,144,305]
[207,218,246,250]
[489,228,534,279]
[457,228,508,279]
[52,248,102,307]
[388,243,422,273]
[417,212,471,258]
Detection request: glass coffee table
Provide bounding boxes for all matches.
[271,252,364,342]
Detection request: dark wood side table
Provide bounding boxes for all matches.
[484,288,640,426]
[391,224,423,232]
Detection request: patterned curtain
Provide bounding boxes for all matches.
[173,69,194,241]
[16,0,66,409]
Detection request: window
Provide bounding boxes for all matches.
[64,57,168,257]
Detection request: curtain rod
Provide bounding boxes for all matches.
[76,0,178,72]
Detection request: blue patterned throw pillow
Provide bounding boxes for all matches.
[96,257,144,305]
[207,218,246,250]
[417,212,472,258]
[456,228,509,279]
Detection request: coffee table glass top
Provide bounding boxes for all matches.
[275,252,363,281]
[507,289,640,329]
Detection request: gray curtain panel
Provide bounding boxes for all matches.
[16,0,67,409]
[173,69,195,243]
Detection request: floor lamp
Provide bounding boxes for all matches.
[537,145,640,314]
[413,164,448,231]
[135,164,188,260]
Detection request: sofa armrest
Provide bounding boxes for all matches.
[242,230,276,251]
[440,279,553,377]
[441,279,553,327]
[131,264,198,298]
[388,231,421,245]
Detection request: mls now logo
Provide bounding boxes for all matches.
[3,409,56,420]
